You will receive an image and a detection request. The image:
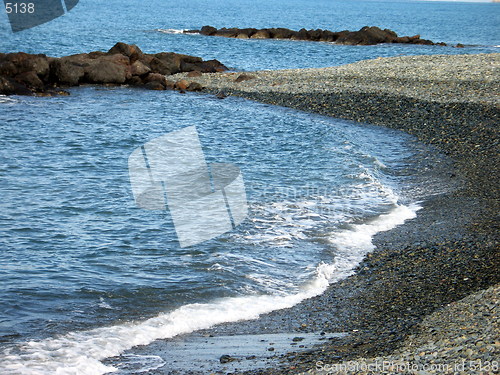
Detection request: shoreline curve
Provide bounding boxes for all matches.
[145,53,500,374]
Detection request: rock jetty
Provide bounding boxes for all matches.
[185,25,447,46]
[0,42,227,96]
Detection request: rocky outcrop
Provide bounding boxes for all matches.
[186,25,448,46]
[0,42,227,96]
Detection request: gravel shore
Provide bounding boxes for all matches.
[175,54,499,105]
[139,54,499,374]
[304,284,499,375]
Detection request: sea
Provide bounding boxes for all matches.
[0,0,498,374]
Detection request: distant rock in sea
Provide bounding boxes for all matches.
[0,42,227,96]
[184,25,449,46]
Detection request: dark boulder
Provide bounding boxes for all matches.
[144,72,168,86]
[186,81,203,91]
[235,28,257,38]
[383,28,398,39]
[153,52,182,74]
[234,73,256,83]
[143,73,175,90]
[174,79,189,91]
[215,27,239,38]
[15,71,44,91]
[50,54,88,85]
[219,355,237,364]
[215,90,227,99]
[0,52,50,79]
[152,52,203,75]
[269,28,295,39]
[149,56,175,75]
[414,38,434,45]
[174,79,204,92]
[334,26,395,45]
[394,36,411,44]
[251,29,271,39]
[291,28,309,40]
[108,42,143,62]
[164,80,175,90]
[37,89,70,97]
[200,25,217,36]
[193,59,228,73]
[87,51,107,59]
[360,26,396,44]
[130,60,151,76]
[0,59,17,77]
[178,54,204,64]
[126,76,143,86]
[85,54,131,84]
[144,81,165,90]
[307,29,324,41]
[319,30,339,42]
[0,75,33,95]
[180,56,224,73]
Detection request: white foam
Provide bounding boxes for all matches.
[155,28,188,34]
[0,266,333,375]
[0,202,420,375]
[373,158,387,169]
[240,197,345,247]
[97,297,113,310]
[0,95,18,104]
[328,203,421,280]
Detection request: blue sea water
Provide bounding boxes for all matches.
[0,0,497,373]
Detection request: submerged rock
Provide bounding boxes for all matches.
[234,73,256,82]
[219,354,237,364]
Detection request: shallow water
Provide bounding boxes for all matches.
[0,88,439,374]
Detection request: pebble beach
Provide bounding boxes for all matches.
[307,284,499,375]
[176,54,499,105]
[159,54,500,374]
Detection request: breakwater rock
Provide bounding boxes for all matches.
[185,25,448,46]
[0,42,227,96]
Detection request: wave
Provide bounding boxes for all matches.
[155,28,189,34]
[0,201,420,374]
[240,170,400,249]
[0,95,18,104]
[0,265,334,374]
